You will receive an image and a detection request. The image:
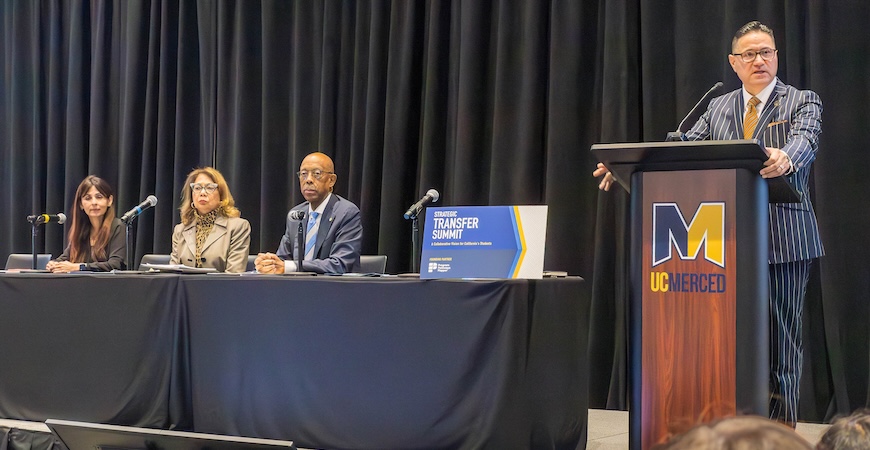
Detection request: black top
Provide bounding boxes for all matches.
[55,217,126,271]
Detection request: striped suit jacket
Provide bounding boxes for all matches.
[684,78,824,263]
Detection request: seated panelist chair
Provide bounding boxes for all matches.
[138,254,171,270]
[359,255,387,274]
[5,253,52,270]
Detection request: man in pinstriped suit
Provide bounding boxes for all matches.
[594,21,823,427]
[683,21,823,427]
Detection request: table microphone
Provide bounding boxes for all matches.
[27,213,67,225]
[289,210,306,271]
[403,189,440,220]
[121,195,158,223]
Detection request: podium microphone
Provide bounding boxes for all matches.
[403,189,440,220]
[121,195,158,223]
[27,213,67,225]
[666,82,723,141]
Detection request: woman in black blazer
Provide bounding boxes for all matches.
[46,175,126,272]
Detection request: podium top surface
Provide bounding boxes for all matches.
[591,140,800,203]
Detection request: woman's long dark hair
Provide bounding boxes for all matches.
[68,175,116,262]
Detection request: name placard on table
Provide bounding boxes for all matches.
[421,205,547,279]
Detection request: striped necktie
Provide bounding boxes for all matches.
[304,211,320,261]
[744,96,761,139]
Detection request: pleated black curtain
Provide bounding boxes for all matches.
[1,0,868,423]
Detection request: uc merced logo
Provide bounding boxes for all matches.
[650,202,726,293]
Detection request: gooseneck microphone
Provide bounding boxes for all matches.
[403,189,440,220]
[27,213,67,225]
[120,195,158,223]
[666,81,724,141]
[289,210,306,221]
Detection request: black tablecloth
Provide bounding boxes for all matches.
[0,274,589,450]
[182,276,590,450]
[0,273,187,429]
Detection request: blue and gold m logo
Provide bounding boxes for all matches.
[652,202,725,268]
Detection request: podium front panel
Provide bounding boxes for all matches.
[630,168,768,449]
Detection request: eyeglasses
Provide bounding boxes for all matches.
[297,170,333,181]
[190,183,218,194]
[732,48,777,63]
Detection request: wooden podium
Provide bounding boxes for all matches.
[591,140,799,449]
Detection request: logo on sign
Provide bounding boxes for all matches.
[652,202,725,268]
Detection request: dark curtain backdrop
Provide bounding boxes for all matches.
[1,0,868,423]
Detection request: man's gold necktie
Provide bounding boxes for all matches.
[744,96,761,139]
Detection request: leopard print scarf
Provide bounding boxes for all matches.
[194,209,219,267]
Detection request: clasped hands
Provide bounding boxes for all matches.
[254,252,285,274]
[44,260,80,273]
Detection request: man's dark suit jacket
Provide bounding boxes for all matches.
[685,78,824,264]
[276,194,362,273]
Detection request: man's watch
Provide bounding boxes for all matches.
[79,263,87,272]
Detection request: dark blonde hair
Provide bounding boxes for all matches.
[817,409,870,450]
[179,167,240,226]
[68,175,116,262]
[654,415,812,450]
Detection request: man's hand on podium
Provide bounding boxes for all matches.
[760,147,794,178]
[593,162,616,191]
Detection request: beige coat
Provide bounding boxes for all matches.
[170,216,251,272]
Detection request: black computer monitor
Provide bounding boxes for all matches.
[46,419,297,450]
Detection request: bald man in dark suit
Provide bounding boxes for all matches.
[256,152,362,274]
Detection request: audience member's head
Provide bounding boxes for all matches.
[654,415,813,450]
[816,409,870,450]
